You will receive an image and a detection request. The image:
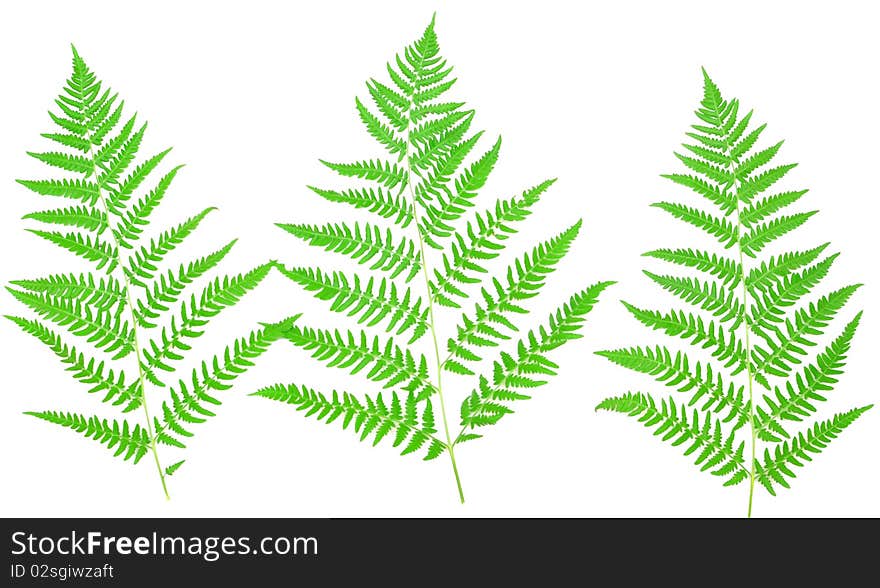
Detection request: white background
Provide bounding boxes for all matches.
[0,0,877,518]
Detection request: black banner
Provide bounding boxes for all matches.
[1,518,874,584]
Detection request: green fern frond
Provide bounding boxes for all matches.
[153,319,294,447]
[596,345,749,428]
[600,69,866,515]
[133,240,236,328]
[6,315,138,409]
[445,220,582,369]
[125,207,216,287]
[756,313,861,435]
[114,162,181,248]
[621,302,749,375]
[7,287,134,359]
[740,190,809,227]
[104,146,171,215]
[24,205,108,233]
[266,17,611,502]
[596,392,749,486]
[745,244,828,293]
[419,137,501,247]
[9,46,276,497]
[276,321,434,398]
[16,178,100,205]
[458,282,612,430]
[644,271,743,326]
[10,272,125,313]
[643,248,741,287]
[751,285,861,379]
[307,185,414,228]
[25,410,151,464]
[431,180,551,307]
[755,405,872,495]
[320,159,408,188]
[651,202,738,248]
[748,254,838,334]
[27,229,117,272]
[277,265,429,343]
[253,384,445,460]
[141,264,272,383]
[740,212,817,257]
[277,221,421,282]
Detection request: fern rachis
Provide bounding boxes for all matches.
[256,16,612,502]
[7,47,284,499]
[597,70,870,516]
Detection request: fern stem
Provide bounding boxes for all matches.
[729,156,757,518]
[89,152,170,500]
[738,242,757,517]
[401,112,465,505]
[408,173,465,504]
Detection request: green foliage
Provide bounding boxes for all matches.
[7,47,279,498]
[259,17,610,502]
[252,384,445,460]
[597,70,868,515]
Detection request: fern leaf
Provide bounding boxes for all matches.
[24,205,108,233]
[413,131,481,205]
[740,190,808,227]
[7,287,134,358]
[643,248,741,287]
[621,302,749,375]
[308,185,414,228]
[644,271,742,326]
[756,313,861,437]
[748,255,837,333]
[601,68,867,513]
[276,322,434,399]
[154,319,293,447]
[5,316,137,409]
[252,384,445,460]
[596,346,749,428]
[277,265,429,343]
[277,221,421,282]
[133,240,236,328]
[320,159,407,188]
[27,229,118,272]
[755,405,872,495]
[104,147,172,216]
[751,285,861,379]
[741,212,817,257]
[419,137,501,247]
[458,282,612,430]
[25,411,151,464]
[355,97,406,156]
[27,151,93,175]
[431,181,550,307]
[746,244,829,294]
[16,178,100,205]
[96,123,146,189]
[445,220,582,368]
[596,392,748,486]
[115,164,182,248]
[141,264,272,383]
[652,202,738,248]
[125,207,215,287]
[10,272,125,313]
[660,174,736,215]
